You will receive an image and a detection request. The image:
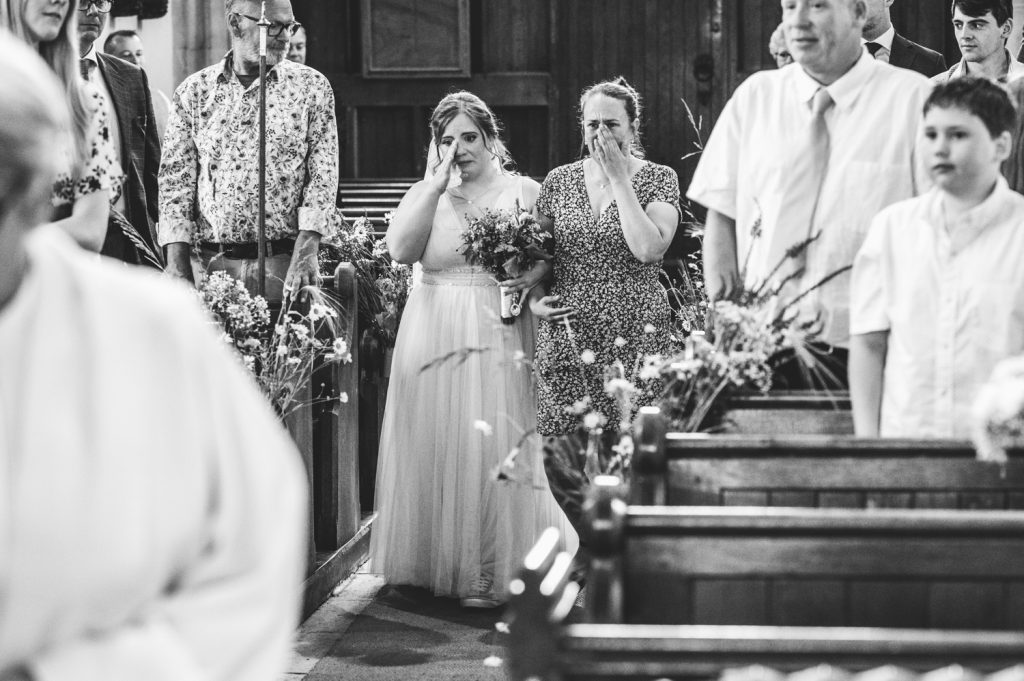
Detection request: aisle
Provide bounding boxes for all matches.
[283,568,510,680]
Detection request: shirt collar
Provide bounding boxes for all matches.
[217,50,283,85]
[861,25,895,52]
[926,176,1014,254]
[793,50,875,110]
[82,45,98,65]
[956,48,1024,84]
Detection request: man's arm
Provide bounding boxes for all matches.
[157,84,198,281]
[702,208,740,300]
[850,331,888,437]
[288,75,340,295]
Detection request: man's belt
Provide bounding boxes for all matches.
[199,238,296,260]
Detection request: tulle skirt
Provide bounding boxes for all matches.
[369,267,578,601]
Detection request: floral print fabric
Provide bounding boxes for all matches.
[52,84,124,208]
[158,54,339,246]
[534,160,681,436]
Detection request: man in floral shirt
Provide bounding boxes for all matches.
[158,0,338,303]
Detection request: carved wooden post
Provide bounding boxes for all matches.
[506,528,578,681]
[584,475,627,624]
[312,264,360,551]
[631,406,667,505]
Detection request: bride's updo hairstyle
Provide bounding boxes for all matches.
[578,76,646,159]
[428,91,514,175]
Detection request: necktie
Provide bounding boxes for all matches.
[79,58,93,81]
[767,87,834,292]
[866,42,883,57]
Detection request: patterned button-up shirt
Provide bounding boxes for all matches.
[158,53,338,246]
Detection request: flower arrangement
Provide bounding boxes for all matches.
[319,214,413,348]
[197,271,352,417]
[458,202,552,323]
[972,355,1024,466]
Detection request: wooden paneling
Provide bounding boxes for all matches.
[355,107,417,177]
[480,0,549,72]
[361,0,470,78]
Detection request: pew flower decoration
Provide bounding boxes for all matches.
[458,202,552,323]
[320,214,412,348]
[197,271,352,417]
[971,355,1024,466]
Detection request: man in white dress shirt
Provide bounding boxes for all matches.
[0,30,306,681]
[688,0,931,384]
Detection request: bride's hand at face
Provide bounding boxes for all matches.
[429,138,460,195]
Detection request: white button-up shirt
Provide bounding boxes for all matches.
[0,227,307,681]
[688,52,932,345]
[851,177,1024,438]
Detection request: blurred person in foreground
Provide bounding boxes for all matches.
[159,0,338,303]
[0,29,307,681]
[103,28,172,138]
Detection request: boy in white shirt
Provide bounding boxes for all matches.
[850,77,1024,438]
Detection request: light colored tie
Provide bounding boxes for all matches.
[767,87,834,289]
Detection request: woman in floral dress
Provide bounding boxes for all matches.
[1,0,123,251]
[531,78,681,437]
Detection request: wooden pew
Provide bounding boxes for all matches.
[506,526,1024,681]
[337,178,415,234]
[721,391,853,435]
[631,408,1024,509]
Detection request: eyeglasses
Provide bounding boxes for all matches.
[79,0,113,13]
[233,12,300,38]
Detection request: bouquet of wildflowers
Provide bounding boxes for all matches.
[198,271,352,417]
[458,201,551,323]
[972,355,1024,466]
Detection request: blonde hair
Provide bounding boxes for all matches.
[0,27,71,203]
[0,0,89,166]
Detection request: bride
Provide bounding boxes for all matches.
[369,91,578,607]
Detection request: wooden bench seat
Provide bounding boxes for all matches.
[506,527,1024,681]
[631,409,1023,509]
[722,391,853,435]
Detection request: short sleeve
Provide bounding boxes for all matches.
[53,86,125,207]
[642,164,682,222]
[850,213,892,335]
[686,86,744,219]
[536,166,565,219]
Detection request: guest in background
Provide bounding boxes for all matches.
[0,29,306,681]
[1001,77,1024,191]
[78,3,162,267]
[688,0,930,387]
[0,0,122,252]
[103,28,172,138]
[369,91,576,609]
[862,0,946,76]
[850,79,1024,438]
[769,23,793,67]
[531,78,680,436]
[933,0,1024,84]
[159,0,338,303]
[287,21,306,64]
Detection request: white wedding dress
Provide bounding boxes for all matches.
[369,174,578,603]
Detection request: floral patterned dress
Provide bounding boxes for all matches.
[51,85,123,211]
[535,160,681,436]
